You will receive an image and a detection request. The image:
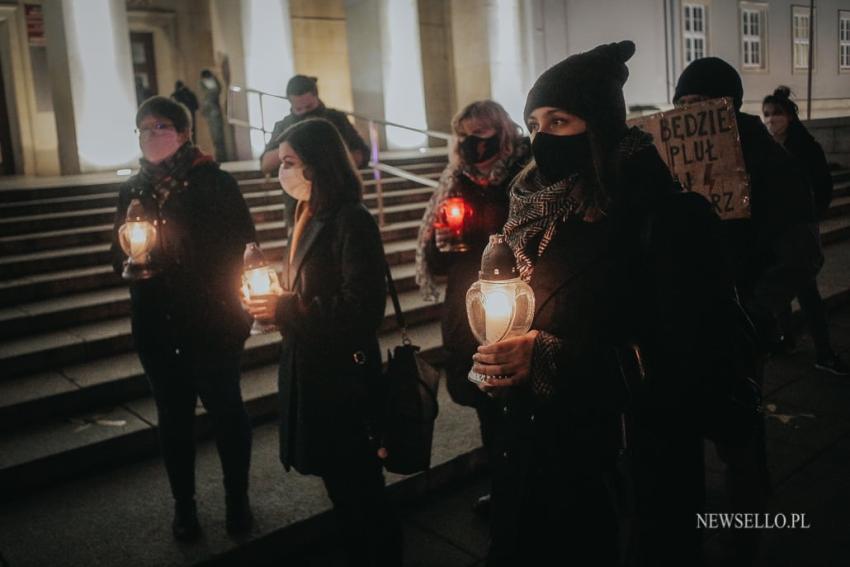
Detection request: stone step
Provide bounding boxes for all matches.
[0,173,439,224]
[0,383,485,567]
[0,318,448,499]
[0,175,436,238]
[0,199,429,255]
[0,219,422,281]
[0,236,422,308]
[0,283,442,380]
[0,159,446,203]
[820,216,850,246]
[824,194,850,220]
[0,276,437,431]
[0,261,423,341]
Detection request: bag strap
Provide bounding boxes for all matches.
[385,262,411,345]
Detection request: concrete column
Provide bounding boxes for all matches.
[449,0,491,111]
[346,0,428,149]
[240,0,296,157]
[487,0,534,127]
[210,0,252,160]
[43,0,138,173]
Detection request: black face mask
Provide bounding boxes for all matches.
[531,131,593,184]
[459,134,500,165]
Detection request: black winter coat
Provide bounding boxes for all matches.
[488,145,674,563]
[726,112,815,290]
[110,162,256,359]
[783,121,834,220]
[264,104,370,168]
[273,202,388,475]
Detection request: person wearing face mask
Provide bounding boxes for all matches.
[245,118,403,567]
[199,69,227,161]
[110,96,256,541]
[467,41,704,566]
[762,87,848,375]
[259,75,370,176]
[415,100,529,516]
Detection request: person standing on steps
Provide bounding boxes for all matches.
[199,69,228,162]
[245,118,403,567]
[416,99,530,517]
[171,80,199,143]
[259,75,370,176]
[762,86,849,376]
[111,96,256,542]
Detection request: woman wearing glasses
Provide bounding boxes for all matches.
[110,96,256,541]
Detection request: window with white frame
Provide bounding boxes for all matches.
[683,3,708,64]
[792,6,815,71]
[840,11,850,70]
[741,4,767,69]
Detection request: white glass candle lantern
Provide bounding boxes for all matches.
[466,234,535,384]
[242,242,283,334]
[118,198,158,280]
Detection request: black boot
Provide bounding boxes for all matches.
[173,499,201,542]
[226,492,254,536]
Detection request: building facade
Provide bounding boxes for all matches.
[0,0,847,176]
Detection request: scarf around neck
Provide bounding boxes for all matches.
[503,126,655,281]
[137,142,215,205]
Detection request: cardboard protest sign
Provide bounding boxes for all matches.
[628,97,751,220]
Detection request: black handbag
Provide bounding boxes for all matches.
[381,263,440,475]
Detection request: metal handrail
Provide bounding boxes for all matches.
[228,85,452,141]
[227,84,450,226]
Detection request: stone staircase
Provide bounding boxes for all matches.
[0,156,451,500]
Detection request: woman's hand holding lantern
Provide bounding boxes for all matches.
[472,330,539,391]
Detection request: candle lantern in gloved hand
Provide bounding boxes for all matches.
[465,234,535,384]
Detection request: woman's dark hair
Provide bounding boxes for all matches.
[762,86,800,122]
[277,118,363,213]
[136,96,192,133]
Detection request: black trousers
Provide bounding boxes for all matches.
[779,277,832,358]
[320,443,403,567]
[140,348,252,503]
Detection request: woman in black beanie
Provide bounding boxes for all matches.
[470,41,711,566]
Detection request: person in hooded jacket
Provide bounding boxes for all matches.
[469,41,704,567]
[111,96,256,541]
[416,100,530,515]
[762,86,849,376]
[245,118,402,567]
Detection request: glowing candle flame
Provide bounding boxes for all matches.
[483,287,513,343]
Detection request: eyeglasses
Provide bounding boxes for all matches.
[135,122,176,136]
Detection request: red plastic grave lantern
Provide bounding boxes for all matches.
[435,188,473,252]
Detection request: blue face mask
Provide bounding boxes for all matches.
[531,131,593,184]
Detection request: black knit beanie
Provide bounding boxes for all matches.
[523,40,636,126]
[674,57,743,110]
